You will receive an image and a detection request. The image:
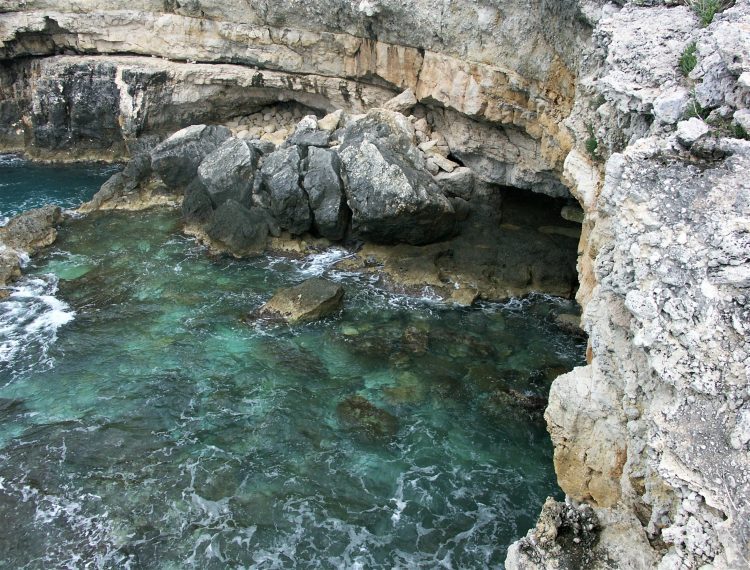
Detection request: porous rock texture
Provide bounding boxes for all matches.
[2,1,750,568]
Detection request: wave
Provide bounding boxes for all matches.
[0,274,75,378]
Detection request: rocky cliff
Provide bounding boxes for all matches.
[1,1,749,568]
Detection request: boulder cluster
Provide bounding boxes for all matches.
[110,101,467,255]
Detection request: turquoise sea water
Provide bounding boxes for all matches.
[0,154,119,224]
[0,160,585,568]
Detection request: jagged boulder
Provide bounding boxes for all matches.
[0,205,63,292]
[259,146,312,235]
[197,138,260,206]
[151,124,231,189]
[338,109,456,245]
[258,277,344,323]
[288,115,331,148]
[303,147,349,240]
[181,177,215,226]
[83,153,153,211]
[205,199,276,255]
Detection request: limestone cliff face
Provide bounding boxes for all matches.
[0,0,586,195]
[1,1,749,568]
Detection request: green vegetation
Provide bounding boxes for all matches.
[684,97,711,120]
[731,123,749,140]
[679,42,698,76]
[687,0,733,27]
[585,124,600,161]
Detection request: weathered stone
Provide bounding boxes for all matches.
[83,153,153,211]
[288,115,331,148]
[259,277,344,323]
[433,167,475,200]
[181,177,215,226]
[676,118,710,148]
[0,205,62,290]
[317,109,344,132]
[303,147,349,240]
[383,88,417,114]
[339,109,456,245]
[0,205,62,253]
[198,137,260,206]
[258,146,312,235]
[151,124,231,190]
[205,200,274,255]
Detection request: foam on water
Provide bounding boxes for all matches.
[0,198,585,568]
[0,275,74,376]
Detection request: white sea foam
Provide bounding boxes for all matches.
[0,274,75,374]
[297,247,354,277]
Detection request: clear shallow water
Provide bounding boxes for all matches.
[0,164,586,569]
[0,154,119,224]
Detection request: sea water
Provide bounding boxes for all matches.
[0,158,585,568]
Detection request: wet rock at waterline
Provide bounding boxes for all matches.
[150,125,232,189]
[82,154,153,212]
[0,205,63,292]
[256,278,345,323]
[336,395,399,442]
[205,200,278,255]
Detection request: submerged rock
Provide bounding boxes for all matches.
[336,395,399,441]
[258,278,344,323]
[151,124,231,189]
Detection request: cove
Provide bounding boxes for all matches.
[0,162,585,568]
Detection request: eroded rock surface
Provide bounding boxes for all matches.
[258,278,345,323]
[0,205,62,293]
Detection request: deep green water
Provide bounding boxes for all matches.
[0,161,585,568]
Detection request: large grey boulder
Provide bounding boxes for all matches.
[205,200,276,255]
[181,177,215,226]
[338,109,456,245]
[151,124,231,189]
[303,147,349,240]
[259,146,312,235]
[197,138,260,206]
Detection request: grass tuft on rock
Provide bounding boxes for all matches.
[687,0,733,27]
[679,42,698,76]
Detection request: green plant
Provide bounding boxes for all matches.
[585,124,600,160]
[687,0,733,27]
[683,97,711,120]
[679,42,698,76]
[732,123,749,140]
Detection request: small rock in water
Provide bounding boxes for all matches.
[256,278,344,323]
[336,395,399,441]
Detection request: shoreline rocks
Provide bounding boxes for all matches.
[255,278,345,323]
[0,205,62,295]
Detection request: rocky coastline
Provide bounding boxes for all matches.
[1,1,749,568]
